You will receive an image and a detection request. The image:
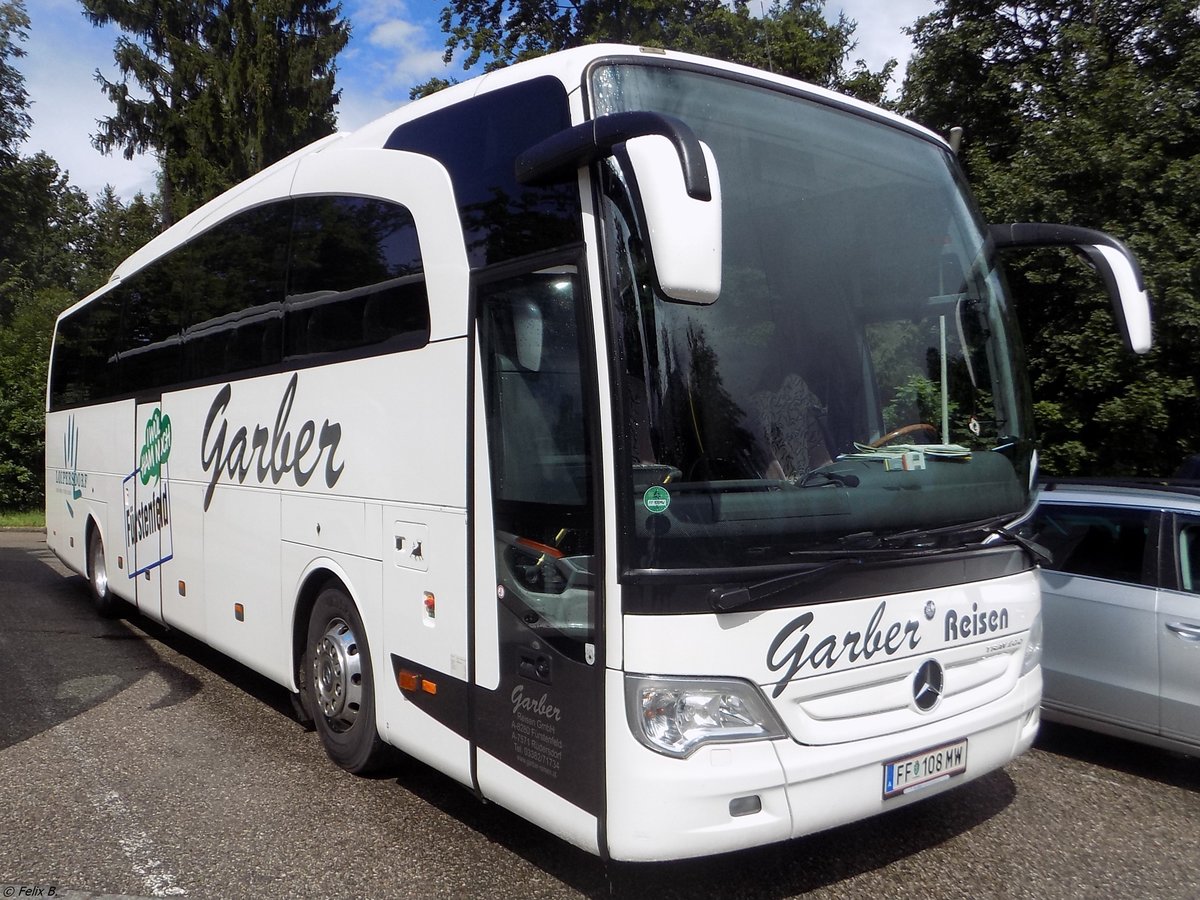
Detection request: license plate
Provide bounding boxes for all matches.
[883,738,968,799]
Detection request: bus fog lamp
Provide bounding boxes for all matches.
[625,675,786,758]
[729,795,762,817]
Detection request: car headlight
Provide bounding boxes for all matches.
[1021,612,1043,676]
[625,675,787,758]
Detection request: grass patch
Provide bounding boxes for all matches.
[0,509,45,528]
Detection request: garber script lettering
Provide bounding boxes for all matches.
[201,373,345,511]
[511,684,563,722]
[767,601,922,698]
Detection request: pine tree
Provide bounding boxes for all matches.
[0,0,30,162]
[83,0,349,223]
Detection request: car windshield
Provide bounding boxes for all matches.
[593,62,1035,571]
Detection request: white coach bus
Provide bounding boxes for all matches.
[45,45,1151,861]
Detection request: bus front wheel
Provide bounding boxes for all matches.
[306,586,390,774]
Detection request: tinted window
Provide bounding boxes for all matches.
[49,291,122,409]
[182,203,291,381]
[1031,503,1154,584]
[478,265,595,659]
[49,195,430,410]
[385,76,581,267]
[115,261,185,395]
[285,196,428,361]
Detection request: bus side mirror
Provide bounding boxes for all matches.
[620,135,722,304]
[989,223,1152,354]
[515,111,722,304]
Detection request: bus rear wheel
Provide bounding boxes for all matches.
[86,530,121,618]
[306,586,390,774]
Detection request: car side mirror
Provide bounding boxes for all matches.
[989,223,1152,354]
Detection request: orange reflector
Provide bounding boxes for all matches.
[178,580,186,597]
[421,679,437,695]
[423,591,435,618]
[117,556,123,570]
[398,670,420,692]
[234,603,245,622]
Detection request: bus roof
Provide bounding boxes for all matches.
[100,44,946,295]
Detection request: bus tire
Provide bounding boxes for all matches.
[306,586,390,774]
[86,530,121,618]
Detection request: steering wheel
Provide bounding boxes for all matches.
[869,423,937,448]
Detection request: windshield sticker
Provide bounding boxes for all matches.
[124,407,174,577]
[642,485,671,514]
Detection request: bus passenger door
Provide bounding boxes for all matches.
[124,400,173,623]
[471,263,606,844]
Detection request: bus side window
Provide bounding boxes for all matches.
[182,202,291,382]
[49,291,122,409]
[478,267,596,657]
[285,196,429,362]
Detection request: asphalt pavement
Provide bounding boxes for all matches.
[1,530,1197,899]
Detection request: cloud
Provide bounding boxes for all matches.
[338,0,459,118]
[368,17,424,48]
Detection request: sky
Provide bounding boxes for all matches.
[17,0,936,201]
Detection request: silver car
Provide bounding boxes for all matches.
[1028,479,1200,756]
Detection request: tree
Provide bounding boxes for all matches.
[83,0,349,223]
[0,0,29,162]
[434,0,894,102]
[902,0,1200,476]
[0,0,31,323]
[0,287,66,510]
[78,185,161,296]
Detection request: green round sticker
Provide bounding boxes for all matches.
[643,485,671,514]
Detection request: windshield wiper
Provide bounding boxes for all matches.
[709,558,861,612]
[986,523,1053,564]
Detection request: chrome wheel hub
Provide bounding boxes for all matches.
[312,617,363,731]
[90,539,108,598]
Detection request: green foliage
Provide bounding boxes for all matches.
[0,5,169,509]
[0,288,68,509]
[78,186,161,295]
[0,0,29,161]
[0,181,161,510]
[83,0,349,223]
[410,76,457,100]
[0,152,91,315]
[884,375,948,434]
[0,509,43,526]
[902,0,1200,477]
[435,0,894,101]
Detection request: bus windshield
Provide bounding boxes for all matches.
[593,62,1035,571]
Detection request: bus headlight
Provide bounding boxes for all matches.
[625,675,787,758]
[1021,613,1043,676]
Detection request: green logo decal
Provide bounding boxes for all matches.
[139,408,173,485]
[642,485,671,514]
